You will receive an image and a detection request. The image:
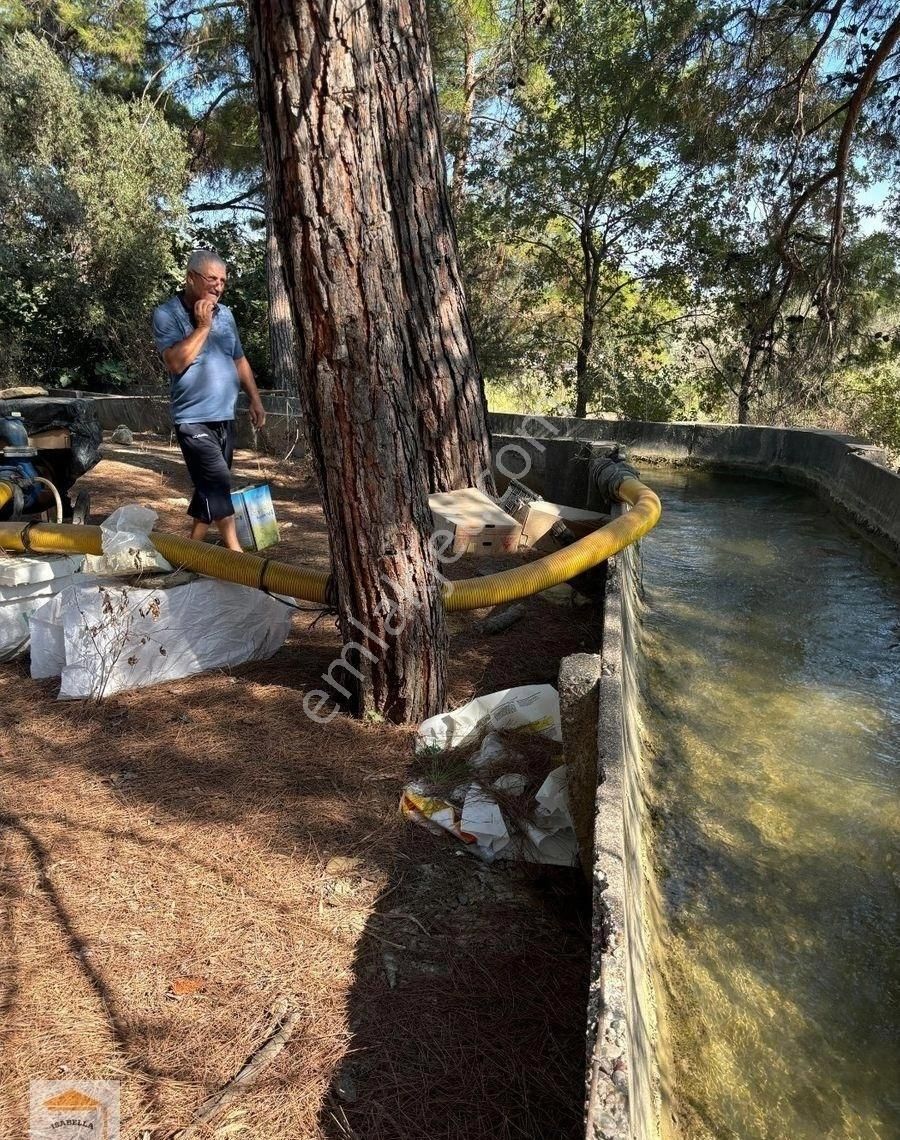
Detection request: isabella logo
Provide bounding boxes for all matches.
[29,1081,120,1140]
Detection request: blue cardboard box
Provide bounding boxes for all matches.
[231,483,279,551]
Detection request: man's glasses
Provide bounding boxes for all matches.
[190,269,227,290]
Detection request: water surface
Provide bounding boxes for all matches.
[639,469,900,1140]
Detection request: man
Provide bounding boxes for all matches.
[152,250,267,551]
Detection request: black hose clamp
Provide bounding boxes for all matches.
[18,519,40,553]
[590,455,641,500]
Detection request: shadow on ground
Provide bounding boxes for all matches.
[318,830,591,1140]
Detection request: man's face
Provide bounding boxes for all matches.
[188,262,227,304]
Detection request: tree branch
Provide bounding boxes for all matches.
[773,10,900,286]
[188,183,265,213]
[150,1,243,27]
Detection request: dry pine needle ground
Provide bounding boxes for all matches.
[0,436,596,1139]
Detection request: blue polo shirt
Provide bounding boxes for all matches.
[152,296,245,424]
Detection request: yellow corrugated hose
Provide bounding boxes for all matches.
[443,477,660,611]
[0,477,660,611]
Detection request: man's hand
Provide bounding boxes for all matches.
[194,299,215,328]
[249,398,266,429]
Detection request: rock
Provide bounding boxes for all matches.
[335,1073,358,1104]
[325,855,362,878]
[382,950,399,989]
[110,424,134,445]
[0,385,48,399]
[477,603,527,636]
[540,582,591,607]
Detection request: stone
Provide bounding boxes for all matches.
[325,855,362,877]
[0,385,48,399]
[335,1073,358,1104]
[558,652,603,871]
[382,951,399,989]
[110,424,134,445]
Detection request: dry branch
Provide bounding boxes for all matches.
[177,1000,302,1136]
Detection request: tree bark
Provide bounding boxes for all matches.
[575,229,600,419]
[265,177,300,393]
[247,0,492,722]
[737,350,755,424]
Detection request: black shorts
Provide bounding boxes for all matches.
[175,420,235,523]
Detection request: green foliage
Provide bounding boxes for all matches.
[464,0,704,414]
[1,0,149,70]
[0,32,189,389]
[56,0,147,63]
[435,0,900,441]
[840,361,900,453]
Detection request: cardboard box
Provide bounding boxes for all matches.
[28,428,71,450]
[231,483,279,551]
[520,501,609,548]
[429,487,522,555]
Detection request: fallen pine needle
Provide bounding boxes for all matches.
[176,1001,302,1137]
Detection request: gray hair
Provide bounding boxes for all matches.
[186,249,226,275]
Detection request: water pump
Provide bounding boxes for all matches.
[0,412,44,517]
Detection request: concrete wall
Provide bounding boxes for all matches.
[559,538,664,1140]
[489,413,900,560]
[536,418,900,1140]
[590,534,668,1140]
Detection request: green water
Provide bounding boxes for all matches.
[638,469,900,1140]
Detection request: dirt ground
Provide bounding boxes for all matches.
[1,435,599,1139]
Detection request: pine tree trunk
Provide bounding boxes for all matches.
[247,0,492,722]
[575,234,600,419]
[265,177,300,394]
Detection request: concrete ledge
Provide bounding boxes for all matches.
[559,653,603,872]
[581,533,663,1140]
[489,414,900,560]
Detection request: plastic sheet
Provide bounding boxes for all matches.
[30,576,293,699]
[0,554,84,661]
[83,504,173,576]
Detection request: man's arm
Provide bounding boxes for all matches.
[236,356,267,429]
[160,299,215,374]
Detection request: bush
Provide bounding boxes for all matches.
[0,32,189,390]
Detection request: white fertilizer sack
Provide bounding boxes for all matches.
[30,576,293,699]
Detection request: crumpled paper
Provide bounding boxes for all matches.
[416,684,562,754]
[399,784,476,844]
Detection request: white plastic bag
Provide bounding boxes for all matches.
[84,504,172,576]
[416,683,562,754]
[0,554,84,661]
